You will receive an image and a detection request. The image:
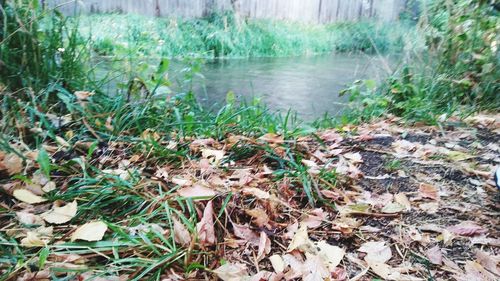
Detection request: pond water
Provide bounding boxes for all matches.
[194,54,392,120]
[100,53,393,120]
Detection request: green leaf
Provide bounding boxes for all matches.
[39,247,50,268]
[37,148,51,177]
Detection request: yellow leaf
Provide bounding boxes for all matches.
[71,221,108,242]
[41,201,77,224]
[13,189,47,204]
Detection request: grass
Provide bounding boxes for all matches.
[0,1,499,279]
[343,0,500,123]
[78,12,413,59]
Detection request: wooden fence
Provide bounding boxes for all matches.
[45,0,407,23]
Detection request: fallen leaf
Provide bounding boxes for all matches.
[455,261,498,281]
[381,202,405,213]
[287,225,315,253]
[394,193,411,210]
[315,240,345,270]
[302,253,331,281]
[201,149,225,166]
[419,202,439,214]
[241,187,270,199]
[196,201,216,246]
[21,231,47,247]
[475,249,500,276]
[447,221,487,237]
[41,181,56,193]
[13,189,47,204]
[258,133,284,144]
[358,241,392,264]
[426,245,443,265]
[367,262,403,281]
[41,201,77,224]
[232,223,260,245]
[419,183,439,200]
[344,152,363,163]
[300,208,327,228]
[2,153,23,175]
[470,236,500,247]
[177,184,216,199]
[172,216,191,246]
[71,221,108,242]
[257,231,271,261]
[171,176,192,186]
[21,226,53,248]
[269,255,285,273]
[213,262,249,281]
[16,212,44,225]
[245,209,270,228]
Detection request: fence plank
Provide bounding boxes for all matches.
[45,0,406,23]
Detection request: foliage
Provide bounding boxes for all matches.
[345,0,500,122]
[79,12,410,59]
[0,0,93,93]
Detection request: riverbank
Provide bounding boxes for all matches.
[1,112,499,280]
[79,13,413,58]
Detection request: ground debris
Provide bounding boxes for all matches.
[1,114,499,280]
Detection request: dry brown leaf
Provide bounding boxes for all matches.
[344,152,363,163]
[475,250,500,276]
[201,149,225,166]
[2,153,23,175]
[287,225,315,253]
[21,232,47,247]
[172,216,191,246]
[196,201,216,246]
[300,208,327,228]
[213,262,249,281]
[426,245,443,265]
[258,133,284,144]
[13,189,47,204]
[232,223,260,245]
[315,240,345,270]
[269,255,286,273]
[367,262,403,281]
[71,221,108,242]
[381,202,405,213]
[302,253,331,281]
[41,200,77,224]
[21,226,53,248]
[419,202,439,214]
[394,193,411,210]
[241,187,270,199]
[257,231,271,261]
[358,241,392,264]
[455,261,498,281]
[447,221,487,237]
[419,183,439,200]
[177,184,216,199]
[245,209,270,228]
[16,211,45,225]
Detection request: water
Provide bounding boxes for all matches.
[99,53,392,120]
[193,54,391,120]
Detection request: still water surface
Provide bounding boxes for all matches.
[193,54,391,120]
[101,54,392,120]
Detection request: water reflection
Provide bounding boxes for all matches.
[193,54,390,120]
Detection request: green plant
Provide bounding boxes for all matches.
[344,0,499,123]
[0,0,92,93]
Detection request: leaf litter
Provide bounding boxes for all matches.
[0,114,499,280]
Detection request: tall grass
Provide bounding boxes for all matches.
[78,12,412,59]
[343,0,500,123]
[0,0,95,93]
